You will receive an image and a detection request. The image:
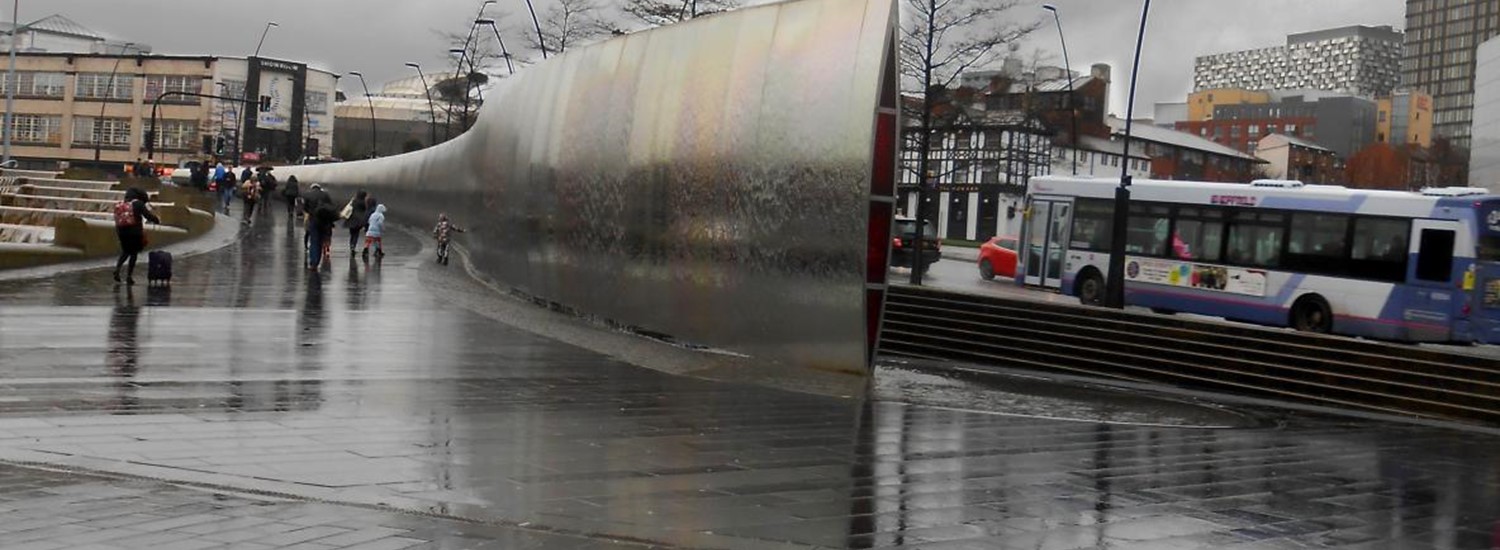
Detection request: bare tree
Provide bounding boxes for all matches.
[518,0,615,55]
[899,0,1038,284]
[620,0,737,27]
[435,25,505,138]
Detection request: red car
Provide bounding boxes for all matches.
[978,235,1019,280]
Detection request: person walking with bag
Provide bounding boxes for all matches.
[344,190,369,252]
[112,188,160,285]
[240,176,260,222]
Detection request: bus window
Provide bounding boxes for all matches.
[1174,207,1225,262]
[1126,204,1171,256]
[1070,199,1113,251]
[1289,213,1349,258]
[1416,229,1456,282]
[1349,217,1408,282]
[1226,211,1284,268]
[1351,218,1408,262]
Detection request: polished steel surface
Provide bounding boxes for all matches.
[280,0,898,374]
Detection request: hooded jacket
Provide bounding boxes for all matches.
[365,204,387,238]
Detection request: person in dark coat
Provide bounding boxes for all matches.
[282,175,301,217]
[345,190,369,252]
[113,187,161,285]
[301,183,335,270]
[189,162,208,190]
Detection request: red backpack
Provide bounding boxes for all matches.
[113,200,137,227]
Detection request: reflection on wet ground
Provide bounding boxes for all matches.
[1,207,1500,548]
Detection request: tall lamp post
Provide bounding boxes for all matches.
[347,71,378,159]
[521,0,547,58]
[1041,4,1077,176]
[1104,0,1151,309]
[253,21,278,58]
[404,62,438,147]
[447,1,494,139]
[475,19,516,75]
[93,41,135,164]
[2,0,22,167]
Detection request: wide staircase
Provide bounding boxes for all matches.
[0,169,216,270]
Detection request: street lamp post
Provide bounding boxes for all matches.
[447,1,494,140]
[1104,0,1152,309]
[2,0,21,167]
[1041,4,1077,176]
[347,71,378,159]
[253,21,278,58]
[404,62,438,147]
[521,0,547,58]
[475,19,516,75]
[94,41,135,164]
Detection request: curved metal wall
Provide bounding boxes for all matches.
[280,0,897,374]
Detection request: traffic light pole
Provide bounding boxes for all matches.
[147,91,258,162]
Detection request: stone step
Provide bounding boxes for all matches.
[13,177,116,191]
[13,185,127,201]
[0,223,52,244]
[2,194,120,213]
[0,205,111,227]
[0,169,62,179]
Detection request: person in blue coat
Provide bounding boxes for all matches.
[361,204,386,261]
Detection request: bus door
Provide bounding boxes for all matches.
[1023,197,1072,289]
[1474,204,1500,344]
[1404,219,1463,342]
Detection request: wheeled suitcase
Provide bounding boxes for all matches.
[147,250,173,285]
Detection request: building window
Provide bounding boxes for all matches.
[1248,124,1261,135]
[145,75,201,104]
[305,91,329,115]
[8,115,62,144]
[1286,123,1297,135]
[1379,111,1388,122]
[0,72,66,98]
[70,117,132,147]
[1230,126,1241,138]
[155,120,199,151]
[75,73,135,100]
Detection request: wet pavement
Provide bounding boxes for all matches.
[2,203,1500,548]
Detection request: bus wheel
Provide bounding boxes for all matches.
[1077,271,1104,306]
[1290,295,1333,333]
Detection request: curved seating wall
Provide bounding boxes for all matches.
[281,0,897,374]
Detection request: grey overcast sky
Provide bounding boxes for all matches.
[39,0,1404,117]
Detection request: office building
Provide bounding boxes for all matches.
[1402,0,1500,148]
[0,14,337,172]
[1195,25,1403,98]
[1174,91,1379,159]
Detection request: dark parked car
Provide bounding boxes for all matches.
[891,216,940,268]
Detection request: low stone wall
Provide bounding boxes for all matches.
[0,205,213,270]
[0,242,84,269]
[52,217,193,257]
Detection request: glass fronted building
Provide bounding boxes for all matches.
[1402,0,1500,148]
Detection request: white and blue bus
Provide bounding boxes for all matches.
[1019,176,1500,345]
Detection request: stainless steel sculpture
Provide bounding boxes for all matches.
[281,0,898,375]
